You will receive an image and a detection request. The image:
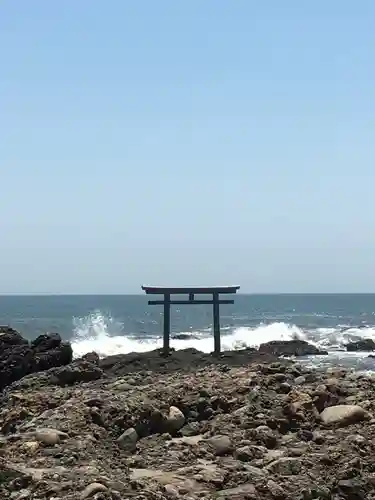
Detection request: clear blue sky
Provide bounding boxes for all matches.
[1,1,375,294]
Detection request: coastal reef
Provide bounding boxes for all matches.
[1,327,375,499]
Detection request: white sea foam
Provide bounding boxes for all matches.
[70,311,375,362]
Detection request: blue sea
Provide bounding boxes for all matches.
[1,294,375,370]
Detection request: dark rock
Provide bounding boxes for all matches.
[171,333,196,340]
[179,421,200,437]
[258,340,328,357]
[31,332,62,351]
[81,351,100,365]
[334,479,367,499]
[0,331,73,391]
[346,339,375,351]
[0,326,28,351]
[49,360,103,386]
[99,347,277,376]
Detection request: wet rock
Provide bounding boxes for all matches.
[0,326,28,349]
[117,427,138,451]
[346,338,375,351]
[258,340,327,357]
[0,330,73,390]
[81,352,100,365]
[31,333,62,351]
[320,405,371,427]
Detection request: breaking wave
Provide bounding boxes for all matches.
[70,311,375,363]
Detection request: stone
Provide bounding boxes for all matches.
[179,421,200,437]
[164,484,180,498]
[206,435,232,456]
[165,406,185,432]
[266,457,303,475]
[81,352,100,365]
[267,479,286,498]
[35,428,68,446]
[217,483,256,498]
[258,340,327,357]
[253,425,278,449]
[235,445,253,462]
[346,339,375,351]
[31,333,62,351]
[263,449,286,464]
[320,405,370,427]
[20,441,40,455]
[278,382,291,394]
[81,482,108,499]
[117,427,138,451]
[286,390,314,417]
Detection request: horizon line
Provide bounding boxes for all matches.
[1,292,375,297]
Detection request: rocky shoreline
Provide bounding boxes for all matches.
[2,328,375,499]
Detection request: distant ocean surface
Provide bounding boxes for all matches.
[2,294,375,371]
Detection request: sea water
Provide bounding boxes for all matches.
[1,294,375,371]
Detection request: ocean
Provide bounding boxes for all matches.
[1,293,375,371]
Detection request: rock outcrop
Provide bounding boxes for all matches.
[1,339,375,498]
[346,338,375,351]
[0,327,73,391]
[258,339,327,357]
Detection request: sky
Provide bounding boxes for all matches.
[1,1,375,294]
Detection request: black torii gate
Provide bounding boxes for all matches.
[141,285,240,355]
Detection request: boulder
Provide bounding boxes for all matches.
[0,326,28,351]
[117,427,139,451]
[0,330,73,391]
[346,339,375,351]
[31,333,62,351]
[206,435,232,455]
[165,406,185,432]
[320,405,371,427]
[258,340,327,357]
